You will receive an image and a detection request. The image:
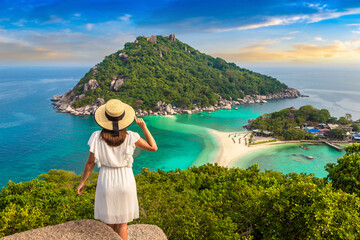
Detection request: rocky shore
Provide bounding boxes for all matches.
[51,88,301,117]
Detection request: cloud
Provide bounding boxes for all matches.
[12,19,27,27]
[0,41,71,61]
[42,15,64,24]
[314,37,324,41]
[208,7,360,32]
[86,23,94,30]
[0,30,136,64]
[281,37,294,40]
[218,51,286,61]
[118,14,132,22]
[74,13,81,17]
[241,44,266,51]
[215,40,360,63]
[352,28,360,34]
[305,3,328,11]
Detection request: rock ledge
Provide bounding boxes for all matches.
[2,219,167,240]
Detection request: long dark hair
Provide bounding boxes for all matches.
[100,128,128,147]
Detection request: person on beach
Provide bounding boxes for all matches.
[77,99,157,240]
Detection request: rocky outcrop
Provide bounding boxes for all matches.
[92,65,99,75]
[83,79,100,92]
[110,76,125,92]
[154,48,163,58]
[2,219,167,240]
[146,35,157,44]
[169,34,176,42]
[51,88,301,117]
[51,94,62,101]
[119,53,129,62]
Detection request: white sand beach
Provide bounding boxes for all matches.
[209,130,300,167]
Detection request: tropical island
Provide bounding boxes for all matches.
[51,34,300,116]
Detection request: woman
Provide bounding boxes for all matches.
[77,99,157,240]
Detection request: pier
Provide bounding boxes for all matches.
[323,141,343,151]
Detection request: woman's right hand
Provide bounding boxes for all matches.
[135,117,146,128]
[77,182,85,195]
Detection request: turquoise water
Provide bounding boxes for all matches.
[229,143,344,178]
[0,66,356,187]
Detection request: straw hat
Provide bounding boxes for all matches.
[94,99,135,135]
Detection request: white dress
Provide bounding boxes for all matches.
[88,130,141,224]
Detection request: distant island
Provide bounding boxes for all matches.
[247,105,360,141]
[51,34,300,116]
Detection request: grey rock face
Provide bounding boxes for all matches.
[110,76,125,91]
[146,35,157,44]
[169,34,176,42]
[51,95,62,101]
[3,220,168,240]
[119,53,129,62]
[83,79,100,92]
[92,65,99,75]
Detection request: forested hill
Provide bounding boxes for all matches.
[58,34,288,110]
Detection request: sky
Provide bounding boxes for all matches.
[1,0,360,67]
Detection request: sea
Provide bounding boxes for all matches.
[0,66,359,187]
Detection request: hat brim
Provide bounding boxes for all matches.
[94,103,135,131]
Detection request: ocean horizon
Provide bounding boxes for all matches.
[0,65,357,187]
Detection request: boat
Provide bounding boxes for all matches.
[306,156,314,160]
[261,99,267,103]
[199,114,204,116]
[235,107,238,110]
[208,112,213,114]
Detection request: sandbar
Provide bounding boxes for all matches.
[209,130,300,167]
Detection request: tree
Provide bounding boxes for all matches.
[328,127,347,139]
[346,113,353,122]
[338,117,350,125]
[325,143,360,195]
[351,123,360,132]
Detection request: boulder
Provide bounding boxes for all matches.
[2,220,167,240]
[223,105,232,110]
[165,104,172,113]
[119,53,129,62]
[110,76,125,91]
[51,95,62,101]
[146,35,157,44]
[93,98,105,107]
[83,79,100,92]
[183,110,192,115]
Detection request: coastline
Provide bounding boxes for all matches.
[208,129,302,167]
[51,88,301,116]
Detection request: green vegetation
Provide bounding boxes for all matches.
[251,139,277,145]
[351,123,360,132]
[326,143,360,196]
[250,105,331,140]
[2,144,360,239]
[71,35,287,110]
[328,127,347,140]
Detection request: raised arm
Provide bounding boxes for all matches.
[134,117,158,151]
[77,152,95,195]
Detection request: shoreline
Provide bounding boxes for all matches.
[208,129,304,167]
[51,88,301,116]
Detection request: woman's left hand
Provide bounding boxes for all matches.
[77,182,85,195]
